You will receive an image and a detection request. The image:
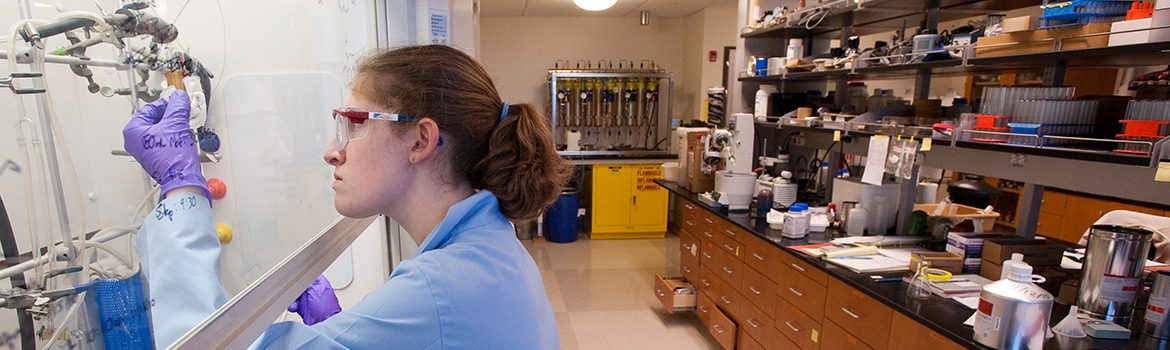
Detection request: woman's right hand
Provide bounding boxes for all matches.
[122,91,211,201]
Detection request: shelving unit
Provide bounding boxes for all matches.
[736,0,1170,240]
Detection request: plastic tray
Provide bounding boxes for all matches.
[914,203,999,230]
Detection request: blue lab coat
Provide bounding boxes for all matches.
[139,191,559,349]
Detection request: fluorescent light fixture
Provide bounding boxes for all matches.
[574,0,617,11]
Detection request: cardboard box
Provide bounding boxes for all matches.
[945,232,1003,259]
[684,132,714,193]
[980,260,1069,288]
[976,24,1113,57]
[910,252,964,275]
[1109,18,1154,46]
[1002,16,1034,33]
[981,238,1065,267]
[962,258,983,274]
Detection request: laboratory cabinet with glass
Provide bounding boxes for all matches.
[651,0,1170,349]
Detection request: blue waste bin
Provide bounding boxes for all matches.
[546,191,579,243]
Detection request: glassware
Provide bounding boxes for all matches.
[907,260,932,299]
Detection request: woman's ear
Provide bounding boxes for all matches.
[408,118,442,164]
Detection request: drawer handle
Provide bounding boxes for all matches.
[841,307,861,319]
[790,263,806,272]
[721,296,732,304]
[685,203,694,210]
[722,266,734,274]
[657,289,666,297]
[723,244,735,252]
[698,305,709,313]
[724,229,736,236]
[704,218,715,224]
[685,220,696,226]
[682,243,691,249]
[752,253,765,261]
[683,266,692,273]
[701,279,711,287]
[702,252,713,259]
[712,324,726,334]
[703,231,714,238]
[746,319,760,328]
[788,287,803,297]
[749,286,762,295]
[785,321,801,332]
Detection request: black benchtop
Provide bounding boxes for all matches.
[654,180,1158,350]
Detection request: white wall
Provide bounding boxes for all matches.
[480,13,737,125]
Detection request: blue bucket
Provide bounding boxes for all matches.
[546,191,580,243]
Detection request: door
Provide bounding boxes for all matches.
[631,165,668,226]
[593,165,633,227]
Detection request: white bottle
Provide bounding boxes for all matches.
[755,84,778,119]
[787,38,804,61]
[941,88,959,107]
[782,203,810,238]
[1000,253,1027,281]
[846,206,867,236]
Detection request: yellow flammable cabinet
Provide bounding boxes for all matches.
[591,164,668,239]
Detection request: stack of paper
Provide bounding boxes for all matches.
[825,254,910,273]
[902,274,994,298]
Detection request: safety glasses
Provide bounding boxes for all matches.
[332,108,416,151]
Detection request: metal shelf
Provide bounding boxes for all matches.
[740,0,1042,39]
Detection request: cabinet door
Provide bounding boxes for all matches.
[887,312,968,350]
[592,165,632,227]
[1036,212,1063,241]
[825,279,892,349]
[631,165,667,226]
[1058,195,1111,243]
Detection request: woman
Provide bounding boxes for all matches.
[124,45,567,348]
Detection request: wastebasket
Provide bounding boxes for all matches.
[546,191,580,243]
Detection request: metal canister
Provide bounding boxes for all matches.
[1143,271,1170,338]
[973,279,1053,350]
[1077,225,1154,326]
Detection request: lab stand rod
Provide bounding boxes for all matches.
[0,50,149,70]
[895,164,919,236]
[1015,183,1043,239]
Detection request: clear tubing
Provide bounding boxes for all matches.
[14,119,44,288]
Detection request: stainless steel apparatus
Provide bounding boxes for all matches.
[974,259,1053,349]
[1143,270,1170,339]
[1078,224,1154,326]
[549,68,673,154]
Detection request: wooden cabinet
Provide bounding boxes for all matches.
[590,164,667,239]
[887,312,968,350]
[777,267,827,322]
[821,319,877,350]
[736,328,766,350]
[825,278,893,350]
[777,251,829,286]
[740,303,775,346]
[1030,189,1166,244]
[773,298,823,350]
[679,230,700,283]
[743,235,783,283]
[740,267,778,315]
[706,298,738,350]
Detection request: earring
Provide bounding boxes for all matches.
[410,155,416,163]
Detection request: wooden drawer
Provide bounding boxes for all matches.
[771,327,800,350]
[711,283,747,322]
[681,200,704,232]
[696,224,718,245]
[654,274,696,313]
[680,231,700,282]
[776,267,826,321]
[696,290,717,327]
[888,312,967,350]
[740,266,778,314]
[1040,191,1066,215]
[719,220,750,246]
[712,249,746,289]
[698,266,722,297]
[821,319,876,350]
[701,240,720,269]
[710,221,744,261]
[774,297,823,350]
[700,210,721,232]
[825,278,893,349]
[706,293,738,350]
[778,251,829,286]
[740,302,775,346]
[743,236,783,283]
[737,328,766,350]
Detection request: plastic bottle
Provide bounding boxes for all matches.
[941,88,960,107]
[782,203,810,238]
[846,82,868,114]
[818,161,830,193]
[1000,253,1027,280]
[755,84,778,118]
[787,39,804,61]
[846,206,867,236]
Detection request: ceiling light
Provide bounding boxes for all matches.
[574,0,617,11]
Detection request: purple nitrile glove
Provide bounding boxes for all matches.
[288,275,341,326]
[122,91,211,201]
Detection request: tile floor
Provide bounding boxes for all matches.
[522,232,721,350]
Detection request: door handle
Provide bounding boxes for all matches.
[657,289,665,297]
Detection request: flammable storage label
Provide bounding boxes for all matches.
[636,166,663,192]
[1101,274,1140,301]
[974,297,999,338]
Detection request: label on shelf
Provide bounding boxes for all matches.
[921,137,932,151]
[1156,161,1170,183]
[833,130,841,142]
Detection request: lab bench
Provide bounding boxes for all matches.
[654,179,1170,350]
